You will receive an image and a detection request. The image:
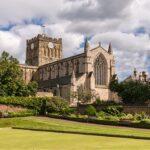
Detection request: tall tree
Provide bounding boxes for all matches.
[109,77,150,105]
[0,51,38,96]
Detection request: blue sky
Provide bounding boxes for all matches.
[0,0,149,80]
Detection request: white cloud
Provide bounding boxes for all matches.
[0,31,21,58]
[0,23,84,63]
[0,0,149,80]
[0,0,63,25]
[60,0,133,21]
[0,24,44,63]
[90,31,150,79]
[45,23,84,57]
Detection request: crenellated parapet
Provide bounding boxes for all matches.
[27,34,62,44]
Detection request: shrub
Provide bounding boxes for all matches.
[102,105,123,116]
[0,96,50,114]
[110,79,150,105]
[93,98,102,105]
[40,98,47,115]
[97,111,105,119]
[104,115,120,121]
[46,96,70,115]
[85,105,97,117]
[0,51,38,97]
[0,96,72,116]
[134,112,149,121]
[73,85,96,104]
[69,107,77,114]
[140,119,150,124]
[120,114,134,121]
[0,111,3,118]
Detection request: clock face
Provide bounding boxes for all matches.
[48,42,54,49]
[31,43,34,50]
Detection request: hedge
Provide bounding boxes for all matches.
[0,96,70,115]
[47,114,150,129]
[0,97,49,113]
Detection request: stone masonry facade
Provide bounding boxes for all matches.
[20,34,118,105]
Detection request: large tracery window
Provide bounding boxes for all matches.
[94,55,107,86]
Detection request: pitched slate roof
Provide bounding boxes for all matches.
[38,73,84,88]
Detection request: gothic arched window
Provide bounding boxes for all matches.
[94,54,107,86]
[65,62,69,75]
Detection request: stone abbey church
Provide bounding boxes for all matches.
[20,33,117,104]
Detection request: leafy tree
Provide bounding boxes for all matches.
[109,74,119,92]
[110,77,150,105]
[26,81,38,96]
[77,85,96,103]
[70,85,96,104]
[0,51,38,96]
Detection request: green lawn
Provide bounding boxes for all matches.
[0,128,150,150]
[0,117,150,150]
[1,117,150,138]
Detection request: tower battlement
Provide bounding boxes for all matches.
[27,34,62,44]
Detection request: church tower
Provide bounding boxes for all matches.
[26,34,62,66]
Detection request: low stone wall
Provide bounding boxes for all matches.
[123,106,150,115]
[36,92,53,97]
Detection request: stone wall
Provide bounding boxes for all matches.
[20,34,118,103]
[36,92,53,97]
[37,53,85,81]
[20,64,38,84]
[123,106,150,115]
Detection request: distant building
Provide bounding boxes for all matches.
[20,34,118,104]
[124,68,150,84]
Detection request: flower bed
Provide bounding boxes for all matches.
[0,105,26,112]
[0,104,36,118]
